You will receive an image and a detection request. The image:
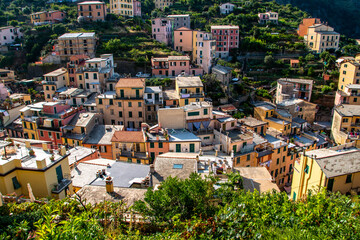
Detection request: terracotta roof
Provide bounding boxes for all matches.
[111,131,144,143]
[115,78,145,88]
[175,27,192,31]
[219,104,237,112]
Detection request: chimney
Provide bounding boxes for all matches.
[36,159,46,169]
[25,141,31,149]
[215,149,218,157]
[42,143,48,151]
[60,146,67,156]
[150,164,155,174]
[105,177,114,193]
[196,155,199,162]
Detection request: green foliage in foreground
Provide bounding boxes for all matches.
[1,173,360,239]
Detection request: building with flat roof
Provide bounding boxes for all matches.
[0,26,23,46]
[175,76,204,106]
[258,11,278,24]
[30,10,66,25]
[151,56,203,77]
[78,1,107,22]
[276,78,314,103]
[167,14,190,29]
[211,25,239,58]
[110,0,141,17]
[57,32,97,60]
[0,141,72,199]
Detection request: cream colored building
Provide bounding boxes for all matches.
[57,33,97,61]
[154,0,173,9]
[304,24,340,53]
[43,68,68,102]
[176,76,204,107]
[110,0,141,17]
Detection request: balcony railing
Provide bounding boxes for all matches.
[52,178,72,194]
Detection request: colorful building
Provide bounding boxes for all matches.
[77,1,107,22]
[57,32,97,61]
[0,141,73,199]
[211,25,239,58]
[110,0,142,17]
[291,143,360,201]
[151,18,172,46]
[43,68,68,102]
[151,56,203,77]
[174,27,193,53]
[192,31,216,74]
[276,78,314,103]
[304,24,340,53]
[258,11,278,24]
[30,10,66,25]
[175,76,204,107]
[297,18,322,37]
[167,14,190,29]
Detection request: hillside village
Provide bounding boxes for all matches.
[1,0,360,238]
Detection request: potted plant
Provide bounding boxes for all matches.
[49,149,54,154]
[50,155,55,162]
[29,149,35,156]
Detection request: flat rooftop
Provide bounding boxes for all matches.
[58,32,96,40]
[278,78,313,85]
[335,104,360,117]
[168,129,201,142]
[240,117,267,127]
[43,68,67,77]
[176,76,203,87]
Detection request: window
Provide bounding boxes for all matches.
[129,111,132,117]
[173,164,183,169]
[246,155,250,161]
[276,158,279,164]
[176,144,181,152]
[98,99,103,105]
[110,109,114,115]
[138,102,142,107]
[12,177,21,190]
[118,102,122,107]
[93,73,97,79]
[343,118,349,123]
[304,165,309,174]
[188,111,200,116]
[158,142,163,148]
[139,111,142,117]
[283,146,287,151]
[150,142,154,148]
[204,109,208,115]
[55,165,63,183]
[120,90,124,98]
[277,148,280,154]
[283,156,285,162]
[346,174,352,183]
[236,157,240,164]
[128,102,132,107]
[40,131,44,137]
[119,111,122,117]
[56,133,60,139]
[190,143,195,153]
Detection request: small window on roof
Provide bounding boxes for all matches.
[173,164,183,169]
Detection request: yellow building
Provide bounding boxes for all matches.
[62,112,102,147]
[0,141,73,199]
[331,104,360,147]
[304,24,340,53]
[111,130,149,164]
[43,68,68,102]
[20,102,46,140]
[338,60,360,92]
[254,102,292,136]
[291,143,360,201]
[176,76,204,107]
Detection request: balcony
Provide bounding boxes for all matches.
[152,65,169,69]
[145,99,163,105]
[298,88,309,92]
[256,147,273,158]
[52,178,72,194]
[180,92,204,99]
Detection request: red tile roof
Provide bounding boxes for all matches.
[111,131,144,143]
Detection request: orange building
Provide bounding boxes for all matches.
[78,1,107,22]
[297,18,322,37]
[174,27,193,53]
[144,127,170,163]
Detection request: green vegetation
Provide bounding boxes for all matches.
[1,173,360,239]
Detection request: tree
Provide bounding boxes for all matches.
[307,67,314,76]
[133,173,217,223]
[305,53,315,62]
[264,55,275,67]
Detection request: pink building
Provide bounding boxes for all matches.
[194,31,216,74]
[335,85,360,106]
[174,27,193,53]
[78,1,107,22]
[67,55,89,88]
[30,10,66,25]
[211,25,239,58]
[276,78,313,104]
[151,56,203,77]
[37,102,82,148]
[258,11,278,25]
[133,0,142,16]
[152,18,173,46]
[0,27,23,46]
